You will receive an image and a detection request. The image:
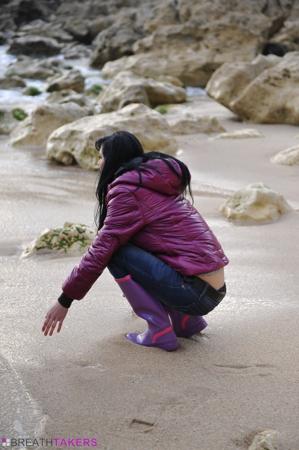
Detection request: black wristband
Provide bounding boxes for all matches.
[58,292,74,308]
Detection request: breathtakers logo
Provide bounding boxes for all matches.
[0,437,10,448]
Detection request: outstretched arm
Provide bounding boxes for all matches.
[42,188,145,335]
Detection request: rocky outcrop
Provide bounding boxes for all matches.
[207,52,299,124]
[99,0,296,87]
[46,103,178,170]
[21,222,95,258]
[46,70,85,93]
[219,182,292,224]
[214,129,264,139]
[271,145,299,165]
[98,71,186,112]
[10,103,92,147]
[8,35,62,57]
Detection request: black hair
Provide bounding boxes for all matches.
[94,130,194,231]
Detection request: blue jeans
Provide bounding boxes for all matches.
[107,243,226,316]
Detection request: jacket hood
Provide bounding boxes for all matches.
[108,157,184,196]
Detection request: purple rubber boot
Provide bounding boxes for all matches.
[115,274,179,351]
[164,306,208,338]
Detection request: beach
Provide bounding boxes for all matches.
[1,92,299,449]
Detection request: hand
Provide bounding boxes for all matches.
[42,301,69,336]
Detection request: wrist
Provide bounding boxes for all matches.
[58,292,74,308]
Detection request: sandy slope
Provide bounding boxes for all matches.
[0,96,299,450]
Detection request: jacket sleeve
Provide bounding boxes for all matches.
[61,188,145,300]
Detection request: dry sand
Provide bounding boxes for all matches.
[0,96,299,450]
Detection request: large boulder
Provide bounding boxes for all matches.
[46,70,85,93]
[219,182,292,224]
[102,51,221,87]
[207,52,299,124]
[98,71,186,112]
[206,55,280,109]
[8,35,62,57]
[10,103,92,147]
[46,103,178,170]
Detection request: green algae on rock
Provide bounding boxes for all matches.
[21,222,96,258]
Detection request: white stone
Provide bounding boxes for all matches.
[167,115,225,135]
[98,71,186,112]
[248,429,282,450]
[271,145,299,166]
[219,182,292,224]
[214,129,264,139]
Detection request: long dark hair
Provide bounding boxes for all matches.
[94,130,194,231]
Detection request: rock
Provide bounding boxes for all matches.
[61,43,92,60]
[21,222,96,258]
[0,32,6,44]
[167,115,225,135]
[0,76,26,89]
[271,19,299,52]
[206,54,280,109]
[10,103,92,147]
[5,57,63,80]
[17,19,74,44]
[98,71,186,112]
[248,429,282,450]
[102,51,222,87]
[208,52,299,124]
[64,18,92,44]
[214,129,264,139]
[46,103,178,170]
[88,16,114,40]
[156,75,183,87]
[90,15,143,68]
[219,182,292,224]
[271,145,299,166]
[47,89,99,112]
[46,70,85,93]
[0,108,23,135]
[8,35,62,57]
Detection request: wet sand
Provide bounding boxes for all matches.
[0,97,299,450]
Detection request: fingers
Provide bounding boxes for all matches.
[42,315,63,336]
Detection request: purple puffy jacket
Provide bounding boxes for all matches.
[61,157,229,300]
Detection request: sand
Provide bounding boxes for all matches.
[0,95,299,450]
